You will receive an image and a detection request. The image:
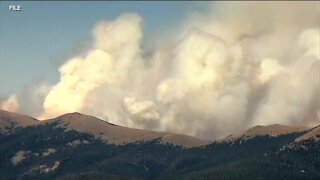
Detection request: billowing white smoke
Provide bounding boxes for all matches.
[1,95,19,112]
[253,29,320,126]
[0,81,51,116]
[40,13,144,121]
[123,97,160,129]
[2,2,319,139]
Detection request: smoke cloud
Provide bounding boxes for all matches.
[123,97,160,130]
[3,2,319,139]
[1,95,19,112]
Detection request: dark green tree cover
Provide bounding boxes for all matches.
[0,123,318,180]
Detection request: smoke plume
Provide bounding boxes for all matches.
[1,95,19,112]
[2,2,319,139]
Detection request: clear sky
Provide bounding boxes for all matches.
[0,1,206,97]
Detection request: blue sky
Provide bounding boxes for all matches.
[0,1,208,97]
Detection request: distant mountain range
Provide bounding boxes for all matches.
[0,110,319,179]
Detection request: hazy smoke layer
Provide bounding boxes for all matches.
[2,2,319,139]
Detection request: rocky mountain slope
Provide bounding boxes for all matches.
[0,110,39,134]
[0,110,319,179]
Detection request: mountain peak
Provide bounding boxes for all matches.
[42,112,209,148]
[55,112,90,120]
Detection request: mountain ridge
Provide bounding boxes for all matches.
[1,109,319,179]
[221,124,311,142]
[0,110,39,134]
[295,125,320,142]
[1,110,210,148]
[1,110,318,147]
